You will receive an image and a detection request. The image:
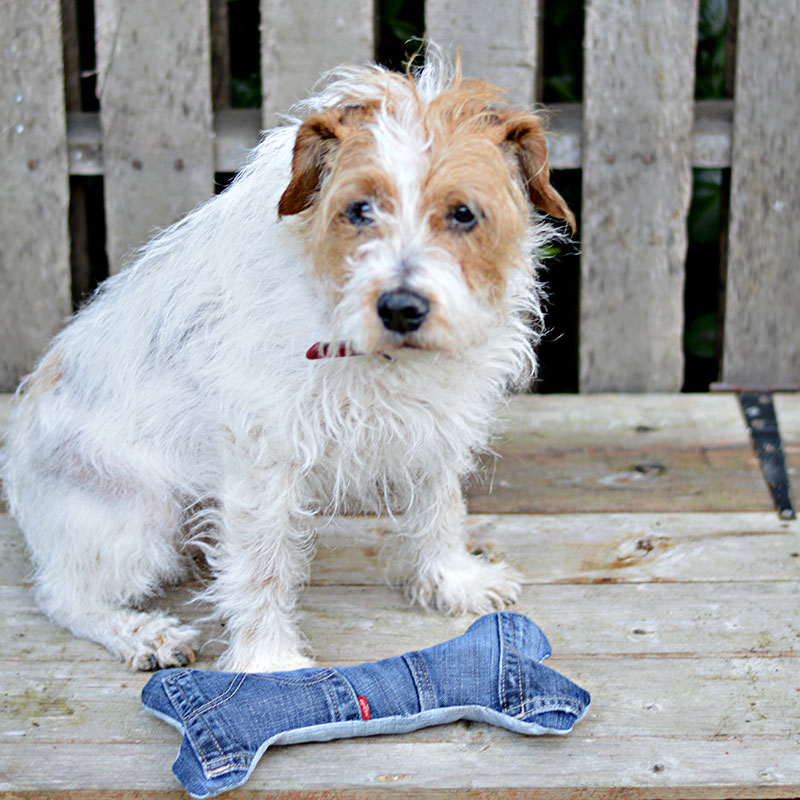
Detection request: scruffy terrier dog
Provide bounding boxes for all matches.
[2,50,572,672]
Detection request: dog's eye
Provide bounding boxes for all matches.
[344,200,374,227]
[448,204,478,231]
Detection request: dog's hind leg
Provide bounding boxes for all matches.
[208,465,316,673]
[19,473,197,670]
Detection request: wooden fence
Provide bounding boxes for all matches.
[1,0,798,393]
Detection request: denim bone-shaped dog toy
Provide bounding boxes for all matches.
[142,612,590,798]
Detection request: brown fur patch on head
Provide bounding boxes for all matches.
[278,102,378,217]
[500,112,575,232]
[421,132,531,295]
[426,79,574,230]
[417,81,574,296]
[282,72,573,315]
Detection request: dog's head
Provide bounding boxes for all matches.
[278,57,573,357]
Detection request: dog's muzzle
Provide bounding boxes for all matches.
[377,289,430,334]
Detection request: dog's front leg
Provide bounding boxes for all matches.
[211,464,315,672]
[403,473,522,615]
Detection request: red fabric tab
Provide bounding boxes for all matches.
[357,695,370,721]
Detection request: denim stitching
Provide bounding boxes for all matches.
[403,652,435,710]
[413,653,435,709]
[512,696,585,719]
[248,668,338,687]
[332,668,362,719]
[401,653,423,710]
[326,676,342,722]
[499,614,509,714]
[180,673,248,721]
[512,614,524,715]
[170,676,230,767]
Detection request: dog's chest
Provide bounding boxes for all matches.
[296,362,486,511]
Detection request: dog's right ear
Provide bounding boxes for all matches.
[278,104,374,217]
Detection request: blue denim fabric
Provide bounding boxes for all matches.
[142,612,590,798]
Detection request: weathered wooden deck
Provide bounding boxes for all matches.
[1,392,798,798]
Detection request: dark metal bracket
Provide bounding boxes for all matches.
[738,392,796,520]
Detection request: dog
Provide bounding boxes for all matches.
[2,48,573,672]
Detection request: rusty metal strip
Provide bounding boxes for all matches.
[739,392,796,520]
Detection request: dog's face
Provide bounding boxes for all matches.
[278,76,573,355]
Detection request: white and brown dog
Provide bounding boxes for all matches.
[2,49,573,671]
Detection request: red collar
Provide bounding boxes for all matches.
[305,342,362,359]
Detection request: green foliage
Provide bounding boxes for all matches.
[541,0,584,102]
[688,169,723,245]
[377,0,424,71]
[695,0,728,99]
[231,75,261,109]
[685,312,718,360]
[380,0,423,44]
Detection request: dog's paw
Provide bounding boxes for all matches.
[409,553,522,616]
[123,615,198,671]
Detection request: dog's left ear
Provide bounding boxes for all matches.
[501,115,576,234]
[278,104,373,217]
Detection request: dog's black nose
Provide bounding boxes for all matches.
[377,290,430,333]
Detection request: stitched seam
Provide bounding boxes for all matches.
[185,669,341,723]
[248,668,337,687]
[327,676,342,722]
[511,696,585,718]
[415,653,435,708]
[404,653,434,710]
[402,654,424,710]
[171,678,230,766]
[513,615,524,715]
[203,752,252,771]
[181,673,248,721]
[332,668,362,719]
[499,614,509,713]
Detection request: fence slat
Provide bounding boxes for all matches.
[425,0,541,106]
[260,0,373,127]
[0,0,71,391]
[580,0,699,392]
[95,0,214,273]
[722,3,800,387]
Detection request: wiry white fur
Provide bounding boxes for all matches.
[2,50,556,672]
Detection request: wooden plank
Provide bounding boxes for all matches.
[3,509,797,592]
[2,653,797,742]
[544,103,582,169]
[94,0,215,272]
[425,0,540,105]
[66,112,103,176]
[0,0,71,391]
[580,0,699,392]
[2,389,799,797]
[722,3,800,386]
[4,577,800,665]
[0,394,13,431]
[2,392,793,514]
[471,393,771,513]
[470,443,768,513]
[692,99,733,168]
[774,393,800,501]
[260,0,373,127]
[2,734,798,797]
[63,101,735,177]
[497,393,748,447]
[214,108,261,172]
